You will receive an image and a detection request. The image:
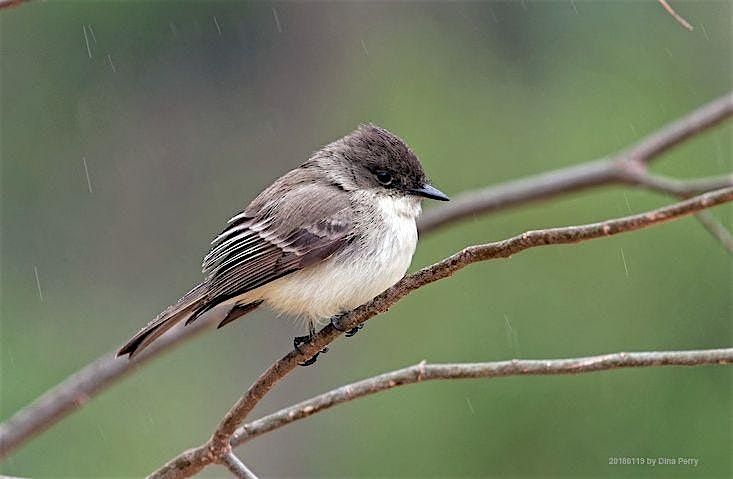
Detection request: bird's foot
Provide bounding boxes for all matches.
[298,351,319,367]
[294,322,328,367]
[345,324,363,337]
[331,314,363,338]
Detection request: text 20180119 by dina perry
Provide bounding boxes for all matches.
[608,457,699,467]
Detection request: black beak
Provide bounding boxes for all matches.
[410,184,450,201]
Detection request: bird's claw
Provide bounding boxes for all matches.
[298,353,320,367]
[344,325,363,337]
[293,330,328,367]
[331,315,363,338]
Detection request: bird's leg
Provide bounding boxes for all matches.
[294,321,327,367]
[330,313,363,337]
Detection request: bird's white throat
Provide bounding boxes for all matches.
[377,194,422,220]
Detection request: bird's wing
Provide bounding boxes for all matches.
[201,180,354,304]
[117,173,355,358]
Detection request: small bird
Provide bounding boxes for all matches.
[117,124,448,364]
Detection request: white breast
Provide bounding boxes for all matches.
[251,195,420,322]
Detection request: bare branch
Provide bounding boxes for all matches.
[1,94,730,460]
[220,453,259,479]
[621,94,732,164]
[419,159,619,233]
[693,210,733,254]
[0,0,30,11]
[419,91,733,232]
[0,318,215,458]
[621,171,733,198]
[149,188,733,478]
[618,170,733,254]
[657,0,694,31]
[232,348,733,446]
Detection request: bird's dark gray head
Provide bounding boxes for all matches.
[312,124,449,201]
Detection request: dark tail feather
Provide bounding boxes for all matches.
[217,300,263,329]
[117,285,208,359]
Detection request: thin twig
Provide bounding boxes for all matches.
[419,91,733,232]
[220,452,259,479]
[419,159,619,233]
[657,0,694,31]
[621,171,733,198]
[693,210,733,253]
[232,348,733,446]
[148,188,733,478]
[1,93,730,460]
[619,169,733,254]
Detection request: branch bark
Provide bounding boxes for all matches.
[693,210,733,252]
[220,453,259,479]
[148,187,733,478]
[232,348,733,446]
[1,92,730,461]
[657,0,694,31]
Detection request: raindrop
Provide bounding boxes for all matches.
[82,25,92,58]
[213,15,222,35]
[503,314,520,356]
[619,248,630,278]
[106,54,117,74]
[701,24,710,41]
[83,157,94,193]
[33,266,44,302]
[272,7,282,33]
[88,24,97,44]
[465,397,476,415]
[623,193,632,213]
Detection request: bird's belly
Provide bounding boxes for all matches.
[254,204,418,322]
[260,254,409,321]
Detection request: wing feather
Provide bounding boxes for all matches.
[199,180,354,307]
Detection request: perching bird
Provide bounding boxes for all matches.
[117,124,449,364]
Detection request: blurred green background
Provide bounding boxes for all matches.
[1,1,731,477]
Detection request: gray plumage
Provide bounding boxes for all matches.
[118,124,447,358]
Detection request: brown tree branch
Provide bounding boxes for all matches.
[693,210,733,253]
[0,0,30,11]
[657,0,694,31]
[419,159,619,233]
[1,93,730,461]
[220,453,258,479]
[620,170,733,254]
[418,91,733,233]
[621,172,733,198]
[148,187,733,478]
[0,316,214,459]
[232,348,733,446]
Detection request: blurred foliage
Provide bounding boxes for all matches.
[1,1,731,477]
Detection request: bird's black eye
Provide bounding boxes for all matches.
[375,170,393,186]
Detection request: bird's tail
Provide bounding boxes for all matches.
[117,284,209,359]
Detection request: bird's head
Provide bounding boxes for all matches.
[313,124,449,202]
